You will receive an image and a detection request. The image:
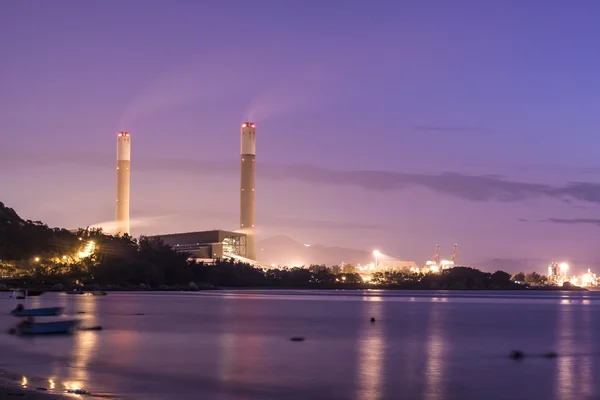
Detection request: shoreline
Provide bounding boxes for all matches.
[0,369,115,400]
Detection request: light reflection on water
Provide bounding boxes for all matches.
[425,303,445,400]
[1,291,600,399]
[356,297,384,400]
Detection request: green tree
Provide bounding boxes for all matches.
[511,272,525,282]
[525,271,547,286]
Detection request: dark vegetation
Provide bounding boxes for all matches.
[0,202,572,291]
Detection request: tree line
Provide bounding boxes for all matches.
[0,201,565,290]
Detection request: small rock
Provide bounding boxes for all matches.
[67,389,90,395]
[139,283,147,290]
[290,337,305,342]
[188,281,199,291]
[370,317,376,322]
[36,387,48,391]
[544,352,558,358]
[509,350,525,360]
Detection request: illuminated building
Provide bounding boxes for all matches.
[150,230,247,261]
[240,122,256,260]
[115,131,131,236]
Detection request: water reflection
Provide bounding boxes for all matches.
[356,297,384,400]
[424,303,445,400]
[580,304,592,397]
[69,297,98,388]
[555,302,575,400]
[218,298,262,385]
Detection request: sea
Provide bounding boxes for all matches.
[0,290,598,400]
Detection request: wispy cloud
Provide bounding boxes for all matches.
[6,150,600,205]
[545,218,600,226]
[413,125,485,133]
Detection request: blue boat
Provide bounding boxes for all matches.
[11,306,63,317]
[16,319,80,335]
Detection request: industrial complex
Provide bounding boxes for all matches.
[114,122,261,265]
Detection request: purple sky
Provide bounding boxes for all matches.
[3,0,600,271]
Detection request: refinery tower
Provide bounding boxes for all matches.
[240,122,256,260]
[115,131,131,236]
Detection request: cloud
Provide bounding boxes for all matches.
[413,125,485,133]
[545,218,600,226]
[6,149,600,205]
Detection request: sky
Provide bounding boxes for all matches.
[2,0,600,272]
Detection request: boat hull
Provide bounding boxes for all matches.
[16,320,80,335]
[11,307,63,317]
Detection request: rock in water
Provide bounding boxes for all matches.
[509,350,525,360]
[370,317,376,322]
[544,352,558,358]
[290,337,305,342]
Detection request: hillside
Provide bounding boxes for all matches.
[0,202,78,261]
[256,235,376,266]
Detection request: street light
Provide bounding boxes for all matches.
[373,250,381,269]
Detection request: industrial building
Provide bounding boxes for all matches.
[151,230,248,262]
[113,122,260,262]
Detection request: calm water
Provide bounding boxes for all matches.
[0,290,598,399]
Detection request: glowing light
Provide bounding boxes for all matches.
[303,244,311,247]
[34,257,40,262]
[342,276,347,281]
[21,376,27,387]
[49,379,55,390]
[77,240,96,259]
[373,250,381,257]
[250,123,255,128]
[430,265,440,273]
[63,255,67,260]
[560,263,569,274]
[362,275,372,282]
[242,123,247,127]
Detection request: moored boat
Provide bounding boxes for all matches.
[16,319,80,335]
[11,306,63,317]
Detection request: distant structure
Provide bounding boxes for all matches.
[240,122,256,260]
[452,244,458,264]
[115,131,131,236]
[434,244,441,265]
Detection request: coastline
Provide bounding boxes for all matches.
[0,369,114,400]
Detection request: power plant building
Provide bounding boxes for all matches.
[115,131,131,236]
[151,230,247,260]
[240,122,256,260]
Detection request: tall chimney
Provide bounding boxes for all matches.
[116,131,131,236]
[240,122,256,259]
